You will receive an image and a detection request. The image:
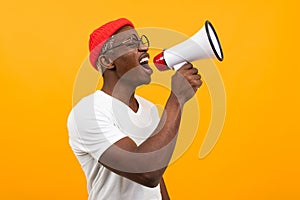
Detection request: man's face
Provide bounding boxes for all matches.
[103,26,153,86]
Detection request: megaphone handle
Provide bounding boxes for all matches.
[173,61,187,71]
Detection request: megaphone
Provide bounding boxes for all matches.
[153,20,224,71]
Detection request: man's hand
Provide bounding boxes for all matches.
[171,63,202,104]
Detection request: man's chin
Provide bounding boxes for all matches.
[144,76,152,85]
[136,77,151,87]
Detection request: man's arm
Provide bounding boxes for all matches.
[99,64,202,188]
[100,92,182,187]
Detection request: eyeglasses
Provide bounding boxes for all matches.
[102,34,149,54]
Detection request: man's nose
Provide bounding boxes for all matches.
[138,43,148,52]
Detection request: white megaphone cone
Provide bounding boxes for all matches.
[153,20,224,71]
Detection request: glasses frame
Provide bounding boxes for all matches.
[101,34,149,55]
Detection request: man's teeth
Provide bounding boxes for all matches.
[139,57,149,64]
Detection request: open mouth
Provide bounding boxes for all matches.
[139,55,153,75]
[139,57,149,65]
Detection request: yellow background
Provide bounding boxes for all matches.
[1,0,299,199]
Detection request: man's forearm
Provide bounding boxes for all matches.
[137,92,182,152]
[130,92,182,185]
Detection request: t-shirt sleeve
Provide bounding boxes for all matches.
[68,96,127,161]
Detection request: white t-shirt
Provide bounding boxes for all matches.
[67,90,162,200]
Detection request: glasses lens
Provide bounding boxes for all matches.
[141,35,149,47]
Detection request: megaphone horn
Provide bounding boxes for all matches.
[153,20,224,71]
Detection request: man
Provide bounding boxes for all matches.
[67,18,202,200]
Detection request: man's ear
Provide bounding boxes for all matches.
[98,55,115,70]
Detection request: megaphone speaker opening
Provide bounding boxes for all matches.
[205,20,223,61]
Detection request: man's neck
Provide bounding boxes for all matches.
[101,81,139,112]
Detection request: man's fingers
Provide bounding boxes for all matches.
[178,63,193,71]
[185,67,198,75]
[175,62,202,90]
[189,74,201,80]
[179,64,198,75]
[191,78,202,87]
